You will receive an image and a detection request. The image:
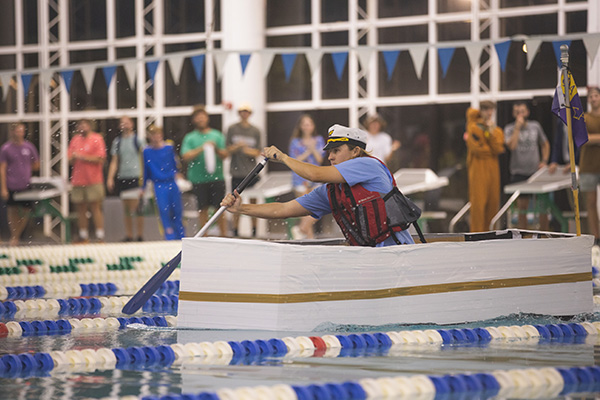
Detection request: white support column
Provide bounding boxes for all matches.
[470,0,481,108]
[490,0,500,101]
[366,0,377,117]
[153,0,165,128]
[205,0,216,108]
[589,0,600,86]
[106,0,117,114]
[311,0,322,110]
[135,0,146,135]
[59,0,71,240]
[428,0,438,102]
[348,0,359,127]
[15,0,24,118]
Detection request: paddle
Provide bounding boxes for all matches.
[122,157,269,314]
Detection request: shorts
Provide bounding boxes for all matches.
[231,176,259,192]
[510,174,533,199]
[579,173,600,192]
[71,184,105,203]
[192,181,225,209]
[6,190,32,207]
[115,177,141,197]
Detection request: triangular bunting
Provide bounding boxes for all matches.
[0,74,12,101]
[382,50,400,81]
[123,61,137,88]
[80,66,96,93]
[494,40,512,72]
[191,54,206,82]
[102,65,117,88]
[583,35,600,65]
[552,40,571,68]
[213,52,229,81]
[331,51,348,81]
[464,43,484,70]
[355,47,374,75]
[281,53,297,82]
[146,60,160,85]
[305,49,323,76]
[261,51,276,78]
[39,71,52,93]
[167,55,185,86]
[60,70,74,93]
[239,53,251,76]
[438,47,455,78]
[525,39,542,70]
[21,73,33,98]
[407,45,428,80]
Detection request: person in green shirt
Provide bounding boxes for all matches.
[181,105,228,236]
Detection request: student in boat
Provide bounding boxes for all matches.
[221,124,415,246]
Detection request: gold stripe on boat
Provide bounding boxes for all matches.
[179,272,592,304]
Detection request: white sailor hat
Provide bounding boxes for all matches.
[323,124,368,151]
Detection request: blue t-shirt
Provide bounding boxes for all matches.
[142,144,178,188]
[296,157,414,246]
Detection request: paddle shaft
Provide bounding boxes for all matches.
[122,158,269,314]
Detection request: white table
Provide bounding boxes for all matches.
[393,168,449,195]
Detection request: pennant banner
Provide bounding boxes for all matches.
[331,51,348,81]
[213,52,229,81]
[281,53,297,82]
[583,35,600,65]
[305,49,323,77]
[438,47,455,78]
[239,53,251,76]
[408,46,428,80]
[102,65,117,88]
[525,39,542,70]
[261,51,276,78]
[0,74,11,101]
[191,54,205,82]
[464,43,483,71]
[355,47,374,75]
[552,40,572,67]
[494,40,511,72]
[146,60,160,85]
[382,50,400,81]
[167,55,185,86]
[60,70,74,94]
[21,74,33,97]
[123,61,137,88]
[552,70,588,148]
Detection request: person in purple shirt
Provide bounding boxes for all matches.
[0,123,40,246]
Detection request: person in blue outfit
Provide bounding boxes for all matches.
[221,124,415,246]
[140,125,185,240]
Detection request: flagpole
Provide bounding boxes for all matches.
[560,44,581,236]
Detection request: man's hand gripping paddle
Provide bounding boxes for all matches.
[122,158,269,314]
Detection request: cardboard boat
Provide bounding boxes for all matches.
[177,230,593,331]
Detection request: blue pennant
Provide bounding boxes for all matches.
[102,65,117,87]
[21,74,33,97]
[146,60,160,85]
[438,48,456,78]
[281,53,297,82]
[494,40,512,72]
[240,54,251,76]
[552,40,572,68]
[331,51,348,81]
[191,54,205,81]
[60,70,74,93]
[382,50,400,81]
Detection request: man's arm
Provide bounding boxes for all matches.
[222,191,311,219]
[107,155,118,192]
[263,146,344,184]
[540,139,550,166]
[506,124,521,151]
[181,146,203,163]
[0,161,8,200]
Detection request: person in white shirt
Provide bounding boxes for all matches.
[364,114,400,164]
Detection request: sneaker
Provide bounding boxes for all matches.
[291,226,306,240]
[594,238,600,247]
[122,237,133,242]
[137,237,143,242]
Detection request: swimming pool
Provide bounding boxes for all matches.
[0,242,599,399]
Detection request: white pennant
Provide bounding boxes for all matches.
[304,49,323,76]
[123,61,137,88]
[355,47,374,75]
[0,73,12,101]
[167,55,185,86]
[407,45,428,80]
[39,71,52,93]
[583,35,600,66]
[464,42,484,71]
[80,66,96,93]
[524,39,542,70]
[261,51,276,78]
[213,51,230,81]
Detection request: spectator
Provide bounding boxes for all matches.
[364,114,401,165]
[107,116,145,242]
[68,119,107,243]
[288,114,325,239]
[0,123,39,245]
[141,125,185,240]
[225,103,262,237]
[465,102,505,232]
[504,101,550,230]
[580,86,600,246]
[181,105,228,237]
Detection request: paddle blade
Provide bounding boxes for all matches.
[122,251,182,314]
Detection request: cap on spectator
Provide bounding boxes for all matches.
[323,124,368,151]
[238,103,253,112]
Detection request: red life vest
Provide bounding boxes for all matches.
[326,158,405,247]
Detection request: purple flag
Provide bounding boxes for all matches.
[551,70,588,148]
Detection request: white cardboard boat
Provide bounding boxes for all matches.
[177,230,593,331]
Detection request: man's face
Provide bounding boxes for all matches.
[120,117,134,132]
[193,112,209,129]
[77,121,91,134]
[11,125,25,141]
[480,108,494,121]
[513,104,529,120]
[589,90,600,109]
[239,110,251,120]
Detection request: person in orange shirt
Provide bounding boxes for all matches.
[465,101,505,232]
[68,119,107,243]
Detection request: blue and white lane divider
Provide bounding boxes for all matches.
[116,365,600,400]
[0,321,598,376]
